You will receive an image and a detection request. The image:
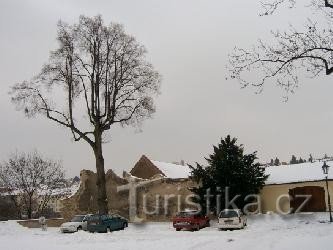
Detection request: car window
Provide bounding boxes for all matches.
[101,215,108,220]
[88,215,100,221]
[83,215,90,221]
[71,215,85,222]
[219,210,239,218]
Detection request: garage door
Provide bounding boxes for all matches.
[289,186,326,212]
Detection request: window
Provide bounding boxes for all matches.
[71,215,85,222]
[219,210,239,218]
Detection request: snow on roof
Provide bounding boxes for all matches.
[147,157,333,184]
[151,160,191,179]
[265,160,333,185]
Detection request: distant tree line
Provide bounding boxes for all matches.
[268,153,332,166]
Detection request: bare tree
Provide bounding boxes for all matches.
[10,15,161,214]
[0,151,64,219]
[228,0,333,98]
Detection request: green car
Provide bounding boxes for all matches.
[87,214,128,233]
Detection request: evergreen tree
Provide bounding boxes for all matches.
[189,135,268,213]
[270,159,274,166]
[290,155,297,165]
[309,154,313,163]
[274,157,280,166]
[299,157,304,164]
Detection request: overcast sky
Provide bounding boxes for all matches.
[1,0,333,177]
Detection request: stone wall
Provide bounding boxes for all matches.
[61,169,196,222]
[18,218,65,228]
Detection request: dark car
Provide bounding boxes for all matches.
[172,210,210,231]
[87,214,128,233]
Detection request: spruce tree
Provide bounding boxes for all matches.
[270,159,274,166]
[274,157,280,166]
[290,155,297,165]
[189,135,268,214]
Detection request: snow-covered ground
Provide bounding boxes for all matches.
[1,213,333,250]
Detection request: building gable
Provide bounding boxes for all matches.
[130,155,165,179]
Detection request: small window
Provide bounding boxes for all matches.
[219,210,239,218]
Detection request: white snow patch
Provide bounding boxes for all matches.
[1,213,333,250]
[151,160,191,179]
[265,161,333,185]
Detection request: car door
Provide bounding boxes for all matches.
[114,215,123,230]
[101,215,109,231]
[82,215,89,230]
[107,215,116,231]
[198,212,206,227]
[238,211,245,226]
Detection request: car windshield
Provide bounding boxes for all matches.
[71,215,85,222]
[219,210,239,218]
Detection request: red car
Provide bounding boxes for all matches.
[172,210,210,231]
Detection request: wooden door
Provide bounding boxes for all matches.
[289,186,326,212]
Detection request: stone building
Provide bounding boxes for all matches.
[61,155,196,222]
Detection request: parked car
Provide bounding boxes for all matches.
[60,214,92,233]
[217,209,247,230]
[87,214,128,233]
[172,210,210,231]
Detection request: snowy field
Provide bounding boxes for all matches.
[1,213,333,250]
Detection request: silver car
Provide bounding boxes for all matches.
[217,209,247,230]
[60,214,92,233]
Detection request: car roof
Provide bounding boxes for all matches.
[179,210,199,213]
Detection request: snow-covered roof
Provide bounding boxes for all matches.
[265,160,333,185]
[151,160,191,179]
[145,156,333,184]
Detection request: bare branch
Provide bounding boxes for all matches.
[228,21,333,95]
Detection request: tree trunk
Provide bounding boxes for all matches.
[94,131,108,214]
[28,196,32,219]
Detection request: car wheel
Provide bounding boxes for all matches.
[77,226,82,231]
[176,228,181,231]
[193,225,200,231]
[122,222,128,229]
